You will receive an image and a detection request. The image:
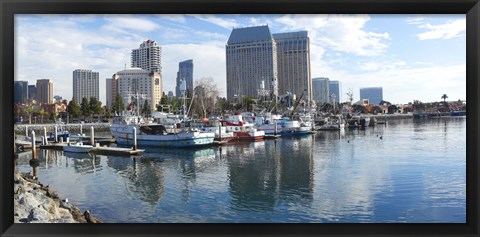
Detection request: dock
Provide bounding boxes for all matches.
[39,143,144,156]
[264,134,282,139]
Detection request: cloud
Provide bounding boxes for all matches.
[189,14,239,29]
[104,15,161,32]
[407,18,466,40]
[275,14,390,56]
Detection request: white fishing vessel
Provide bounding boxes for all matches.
[220,114,265,140]
[64,142,94,153]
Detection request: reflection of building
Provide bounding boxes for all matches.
[273,31,312,102]
[226,25,278,101]
[175,59,193,97]
[312,77,329,104]
[115,68,162,111]
[36,79,53,104]
[73,69,99,101]
[14,81,28,104]
[360,87,383,105]
[227,139,314,212]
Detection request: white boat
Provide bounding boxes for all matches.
[115,123,215,147]
[221,114,265,140]
[64,142,94,153]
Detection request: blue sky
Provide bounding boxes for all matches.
[15,14,466,105]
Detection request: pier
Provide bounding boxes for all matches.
[39,143,144,156]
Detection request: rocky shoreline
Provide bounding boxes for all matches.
[14,171,101,223]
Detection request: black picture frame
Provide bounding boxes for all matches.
[1,0,479,236]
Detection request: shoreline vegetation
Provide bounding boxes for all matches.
[14,171,101,223]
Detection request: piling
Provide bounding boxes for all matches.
[31,131,36,159]
[54,125,58,143]
[80,124,83,135]
[25,125,28,137]
[218,124,222,140]
[90,127,95,147]
[274,121,278,135]
[60,137,64,144]
[133,127,137,151]
[43,127,48,145]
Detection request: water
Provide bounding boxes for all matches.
[15,118,466,223]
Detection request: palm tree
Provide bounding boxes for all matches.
[441,94,449,111]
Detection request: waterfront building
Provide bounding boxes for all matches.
[175,59,194,98]
[115,68,162,111]
[226,25,278,101]
[273,31,312,103]
[312,77,329,104]
[106,75,119,109]
[131,40,162,74]
[360,87,383,105]
[73,69,99,101]
[329,80,341,103]
[36,79,53,104]
[28,85,36,102]
[14,81,28,104]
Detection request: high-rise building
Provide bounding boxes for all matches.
[175,59,194,97]
[73,69,99,101]
[168,91,174,101]
[36,79,53,104]
[273,31,312,102]
[14,81,28,104]
[360,87,383,105]
[116,68,162,111]
[329,81,341,103]
[131,40,162,74]
[28,85,36,102]
[106,74,119,109]
[312,77,329,104]
[226,25,278,101]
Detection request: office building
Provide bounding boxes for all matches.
[273,31,312,102]
[360,87,383,105]
[14,81,28,104]
[106,75,119,109]
[175,59,194,97]
[73,69,99,101]
[226,25,278,101]
[28,85,36,102]
[131,40,162,74]
[329,81,341,103]
[115,68,162,111]
[312,77,329,104]
[36,79,53,104]
[168,91,174,101]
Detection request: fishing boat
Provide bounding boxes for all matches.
[193,118,235,143]
[221,114,265,140]
[64,142,94,153]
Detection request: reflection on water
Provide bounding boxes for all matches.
[15,119,466,223]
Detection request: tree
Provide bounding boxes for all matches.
[80,97,91,121]
[441,94,449,111]
[25,106,34,124]
[89,97,103,121]
[388,105,398,114]
[67,97,81,121]
[112,93,125,115]
[49,111,56,122]
[192,77,221,117]
[38,108,48,124]
[142,100,152,117]
[242,96,255,112]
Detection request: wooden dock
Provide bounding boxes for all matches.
[39,143,144,156]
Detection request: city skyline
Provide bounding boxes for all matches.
[15,14,466,105]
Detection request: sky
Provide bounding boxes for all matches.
[14,14,466,105]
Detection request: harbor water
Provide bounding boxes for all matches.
[15,118,466,223]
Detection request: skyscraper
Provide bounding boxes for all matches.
[14,81,28,104]
[36,79,53,104]
[360,87,383,105]
[116,68,162,111]
[273,31,312,102]
[329,81,341,103]
[226,25,278,101]
[106,74,119,109]
[28,85,36,102]
[312,77,329,104]
[175,59,194,97]
[73,69,99,101]
[131,40,162,74]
